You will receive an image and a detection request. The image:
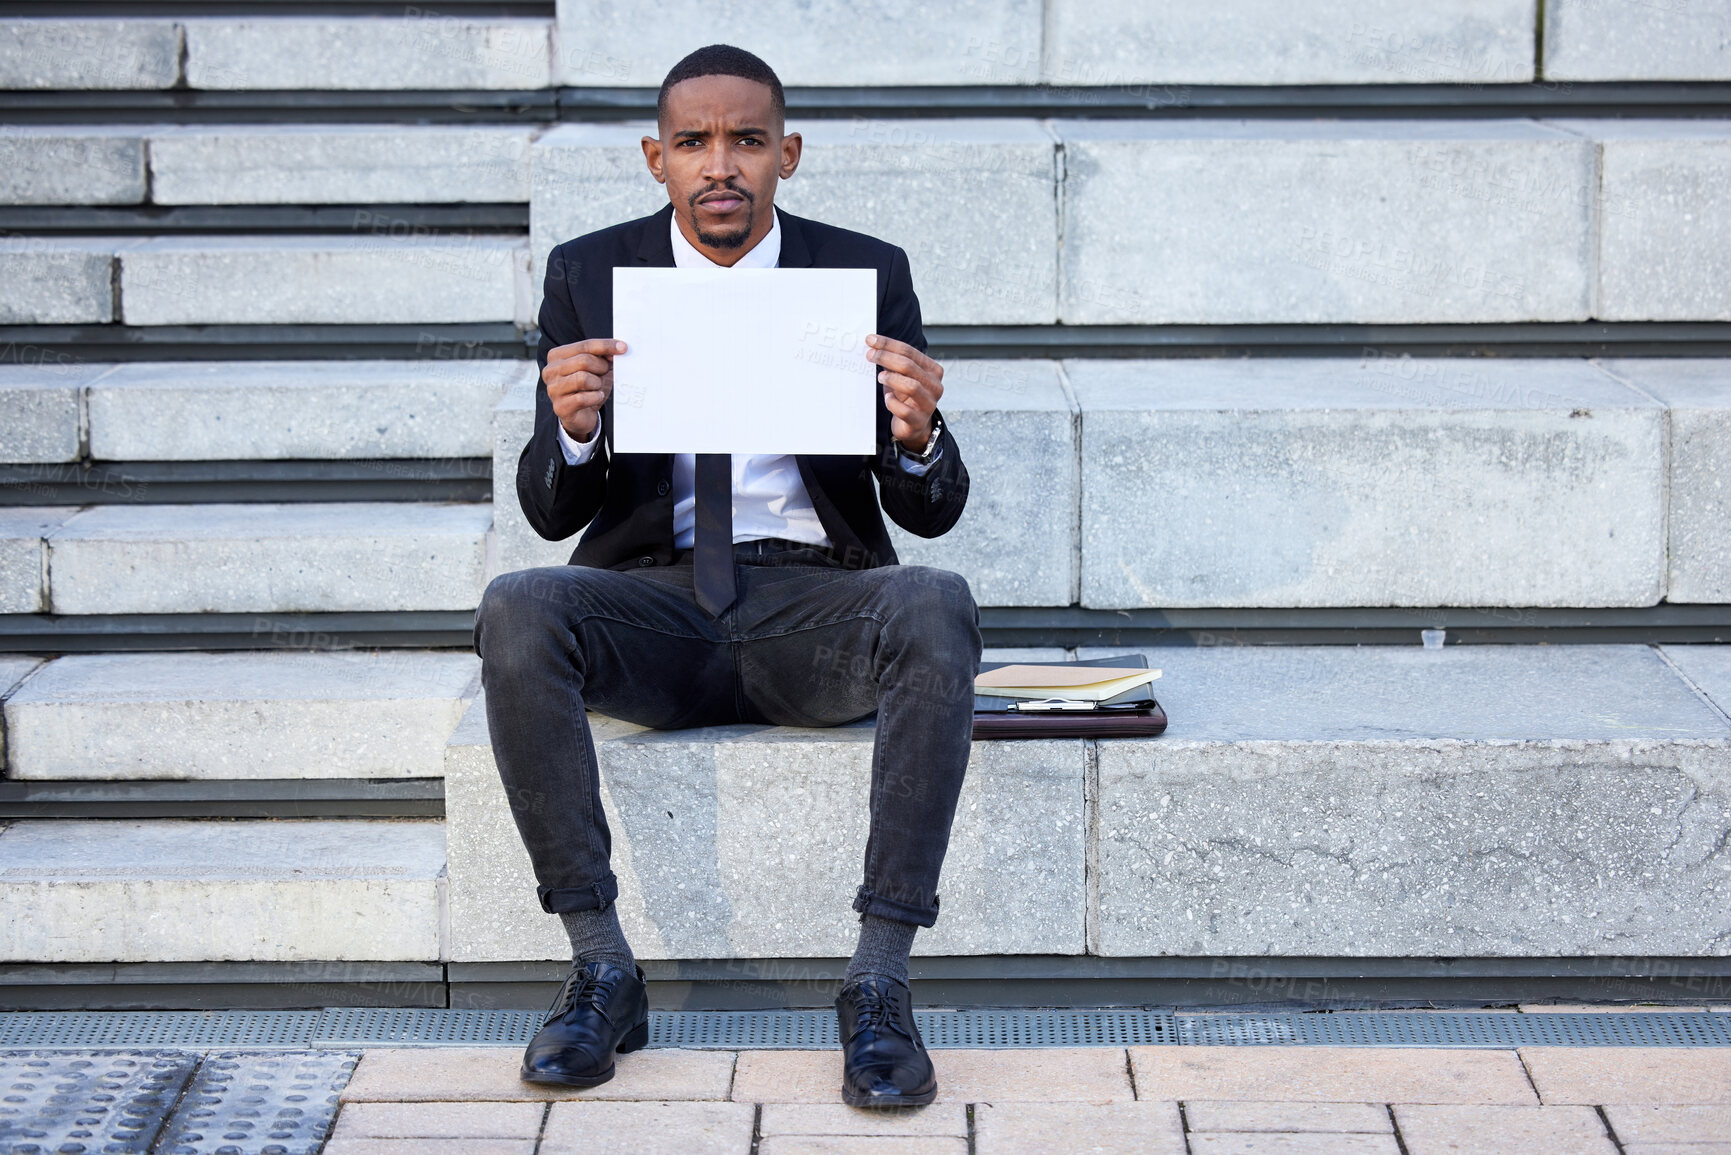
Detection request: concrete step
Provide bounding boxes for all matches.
[0,818,445,963]
[446,647,1076,964]
[2,358,529,467]
[0,126,145,205]
[445,643,1731,965]
[4,650,479,781]
[1544,0,1731,81]
[0,364,107,465]
[530,118,1729,327]
[492,356,1728,610]
[1549,120,1731,323]
[0,19,180,90]
[1597,359,1731,603]
[36,501,491,615]
[0,237,130,324]
[0,656,43,766]
[148,125,537,206]
[184,16,551,90]
[1054,118,1594,324]
[1,233,530,328]
[119,235,530,326]
[1,123,537,207]
[0,507,77,614]
[1068,356,1665,610]
[4,120,1722,329]
[83,359,531,462]
[5,8,1723,92]
[1084,642,1731,958]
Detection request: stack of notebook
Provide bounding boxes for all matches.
[972,654,1168,739]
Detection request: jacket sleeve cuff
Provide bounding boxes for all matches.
[555,416,602,465]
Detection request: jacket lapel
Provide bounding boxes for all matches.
[636,203,676,267]
[775,205,814,269]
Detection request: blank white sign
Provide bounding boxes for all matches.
[610,266,878,455]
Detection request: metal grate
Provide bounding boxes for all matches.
[311,1009,545,1048]
[1,1009,1728,1050]
[922,1010,1175,1049]
[1176,1012,1731,1048]
[0,1011,322,1049]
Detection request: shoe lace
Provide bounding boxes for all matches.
[546,964,621,1027]
[849,980,915,1043]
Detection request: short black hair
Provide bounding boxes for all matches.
[656,44,785,126]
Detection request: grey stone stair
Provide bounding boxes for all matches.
[119,235,530,327]
[0,817,446,963]
[3,650,478,781]
[526,117,1730,328]
[5,6,1728,93]
[1,360,530,469]
[491,356,1731,611]
[0,124,537,208]
[85,359,531,463]
[0,236,130,324]
[24,501,491,615]
[0,508,76,614]
[1,234,530,327]
[444,643,1731,966]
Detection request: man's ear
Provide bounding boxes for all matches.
[642,135,665,184]
[779,130,802,180]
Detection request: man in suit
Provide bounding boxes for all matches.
[472,43,980,1108]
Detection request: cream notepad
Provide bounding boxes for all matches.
[974,665,1163,703]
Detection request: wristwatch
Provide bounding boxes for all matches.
[897,417,943,465]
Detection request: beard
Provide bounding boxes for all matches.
[690,183,755,249]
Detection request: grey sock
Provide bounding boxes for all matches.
[843,913,918,988]
[558,904,635,973]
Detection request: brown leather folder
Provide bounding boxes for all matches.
[972,654,1168,740]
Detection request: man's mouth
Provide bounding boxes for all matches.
[697,190,747,213]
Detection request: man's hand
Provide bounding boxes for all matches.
[543,338,625,443]
[867,334,943,454]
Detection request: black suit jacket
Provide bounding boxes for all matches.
[518,203,969,572]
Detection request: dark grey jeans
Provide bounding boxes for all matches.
[471,539,983,928]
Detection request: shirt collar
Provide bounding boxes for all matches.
[669,205,781,270]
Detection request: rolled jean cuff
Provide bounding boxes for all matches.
[852,885,938,928]
[538,875,619,914]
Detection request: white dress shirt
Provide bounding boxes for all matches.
[554,206,938,549]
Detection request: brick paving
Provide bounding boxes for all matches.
[6,1033,1730,1151]
[315,1040,1731,1153]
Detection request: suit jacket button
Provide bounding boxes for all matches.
[637,556,655,567]
[657,480,670,496]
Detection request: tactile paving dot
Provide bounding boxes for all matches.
[0,1049,199,1154]
[152,1051,358,1155]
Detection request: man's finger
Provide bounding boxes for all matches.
[544,353,614,380]
[549,338,627,361]
[878,371,933,404]
[548,373,611,401]
[866,334,938,374]
[867,348,938,383]
[555,389,608,412]
[881,391,919,419]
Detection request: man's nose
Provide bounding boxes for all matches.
[700,142,738,183]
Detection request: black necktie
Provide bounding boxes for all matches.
[693,453,735,617]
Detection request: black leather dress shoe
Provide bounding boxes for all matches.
[835,974,937,1107]
[520,959,651,1087]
